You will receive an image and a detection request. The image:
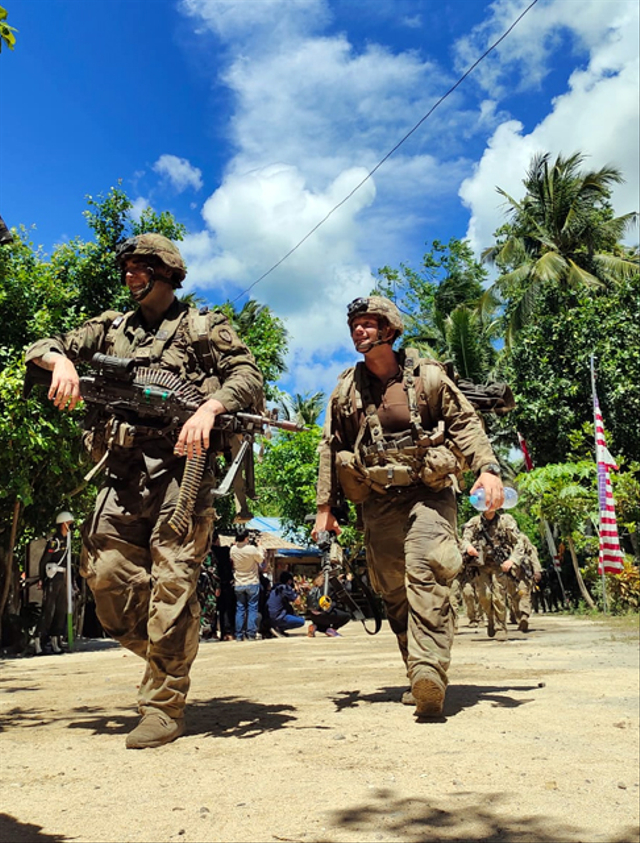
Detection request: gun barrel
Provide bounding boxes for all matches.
[234,412,307,433]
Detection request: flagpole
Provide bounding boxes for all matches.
[591,354,608,613]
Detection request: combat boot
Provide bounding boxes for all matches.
[125,709,185,749]
[518,616,529,633]
[401,689,416,705]
[411,674,445,718]
[495,629,509,641]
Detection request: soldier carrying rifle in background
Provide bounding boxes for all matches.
[461,505,525,641]
[25,233,265,749]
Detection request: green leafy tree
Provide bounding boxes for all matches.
[517,462,597,608]
[483,152,639,341]
[221,299,288,402]
[0,5,17,52]
[254,428,322,539]
[376,238,498,380]
[495,274,640,466]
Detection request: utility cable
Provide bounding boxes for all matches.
[232,0,540,303]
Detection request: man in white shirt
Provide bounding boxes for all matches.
[230,530,264,641]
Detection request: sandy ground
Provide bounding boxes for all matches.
[0,613,638,843]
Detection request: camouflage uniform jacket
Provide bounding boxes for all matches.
[316,349,497,507]
[25,300,264,474]
[514,533,542,579]
[461,512,524,571]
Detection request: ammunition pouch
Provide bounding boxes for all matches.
[82,425,108,464]
[419,444,459,491]
[82,417,139,464]
[337,442,460,502]
[335,451,385,503]
[361,425,460,493]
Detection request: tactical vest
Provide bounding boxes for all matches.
[334,350,463,503]
[103,304,220,388]
[83,305,257,463]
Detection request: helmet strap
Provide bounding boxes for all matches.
[355,322,394,354]
[122,264,157,301]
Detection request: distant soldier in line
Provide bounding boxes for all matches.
[451,557,484,630]
[35,511,74,655]
[461,506,523,641]
[505,533,542,633]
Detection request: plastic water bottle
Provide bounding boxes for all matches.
[469,486,518,511]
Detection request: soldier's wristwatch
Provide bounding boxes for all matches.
[480,462,502,477]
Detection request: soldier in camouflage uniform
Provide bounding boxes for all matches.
[25,234,263,748]
[451,560,484,629]
[461,508,524,641]
[504,533,542,633]
[313,296,504,718]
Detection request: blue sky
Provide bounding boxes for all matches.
[2,0,638,398]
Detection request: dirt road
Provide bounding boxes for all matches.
[0,613,638,843]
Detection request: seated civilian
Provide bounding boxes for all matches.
[306,571,351,638]
[267,571,306,636]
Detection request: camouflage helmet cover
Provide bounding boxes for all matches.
[115,233,187,287]
[347,295,404,337]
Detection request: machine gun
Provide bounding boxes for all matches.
[313,528,382,635]
[24,354,305,535]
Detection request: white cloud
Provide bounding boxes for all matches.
[180,0,330,41]
[153,154,203,193]
[460,0,640,254]
[130,196,151,222]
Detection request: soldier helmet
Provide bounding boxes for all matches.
[346,295,404,339]
[115,233,187,288]
[56,511,75,524]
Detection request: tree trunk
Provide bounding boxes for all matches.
[567,535,596,609]
[0,499,21,646]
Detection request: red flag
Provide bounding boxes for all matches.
[594,397,624,575]
[517,431,534,472]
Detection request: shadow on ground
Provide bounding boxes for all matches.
[320,790,639,843]
[0,696,298,740]
[0,814,70,843]
[330,683,541,717]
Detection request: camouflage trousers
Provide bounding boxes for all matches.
[505,574,533,621]
[80,457,215,719]
[362,486,462,690]
[451,568,483,625]
[475,566,508,633]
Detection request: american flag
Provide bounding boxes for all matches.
[594,396,624,574]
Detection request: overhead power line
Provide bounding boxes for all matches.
[232,0,540,303]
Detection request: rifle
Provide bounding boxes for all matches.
[24,354,305,534]
[314,529,382,635]
[478,521,517,579]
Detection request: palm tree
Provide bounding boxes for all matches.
[221,299,289,399]
[277,391,325,427]
[483,152,639,339]
[443,305,493,383]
